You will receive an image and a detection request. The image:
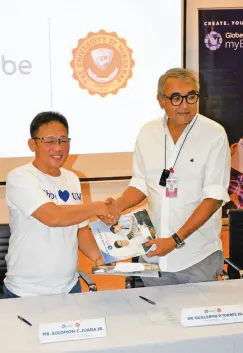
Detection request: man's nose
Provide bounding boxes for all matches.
[180,96,189,108]
[53,141,63,149]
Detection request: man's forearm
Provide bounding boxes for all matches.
[78,227,102,262]
[116,186,146,212]
[32,201,118,227]
[56,202,103,226]
[176,198,223,241]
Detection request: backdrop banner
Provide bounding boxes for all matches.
[199,9,243,213]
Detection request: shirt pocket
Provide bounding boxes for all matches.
[176,151,206,205]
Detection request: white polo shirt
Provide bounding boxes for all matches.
[130,114,230,272]
[5,163,88,296]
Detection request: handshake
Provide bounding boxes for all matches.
[95,198,121,225]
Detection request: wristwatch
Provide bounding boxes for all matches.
[171,233,185,249]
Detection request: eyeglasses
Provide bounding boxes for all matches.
[163,93,200,106]
[32,137,71,145]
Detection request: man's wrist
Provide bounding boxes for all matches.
[92,201,101,212]
[171,233,185,249]
[92,201,105,215]
[168,237,177,250]
[116,198,125,212]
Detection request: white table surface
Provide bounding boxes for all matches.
[1,279,243,353]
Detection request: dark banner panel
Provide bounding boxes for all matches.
[199,9,243,144]
[199,9,243,213]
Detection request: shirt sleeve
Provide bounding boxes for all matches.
[202,130,231,204]
[129,135,148,196]
[6,169,52,219]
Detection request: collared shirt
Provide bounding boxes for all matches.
[130,114,230,272]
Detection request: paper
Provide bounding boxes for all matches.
[147,307,180,326]
[39,318,106,344]
[92,262,160,277]
[181,304,243,327]
[90,209,157,263]
[115,263,148,272]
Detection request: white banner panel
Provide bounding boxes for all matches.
[0,0,183,157]
[0,16,51,157]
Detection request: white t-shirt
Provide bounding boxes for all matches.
[130,114,231,272]
[5,163,88,296]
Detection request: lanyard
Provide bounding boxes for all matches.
[165,115,198,173]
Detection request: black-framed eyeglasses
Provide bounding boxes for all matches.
[32,136,71,145]
[164,92,200,106]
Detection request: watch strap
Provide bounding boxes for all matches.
[172,233,185,248]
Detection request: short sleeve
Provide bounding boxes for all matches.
[202,131,231,204]
[6,169,52,218]
[74,176,89,229]
[129,136,148,196]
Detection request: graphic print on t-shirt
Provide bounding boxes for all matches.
[44,189,82,202]
[58,190,70,202]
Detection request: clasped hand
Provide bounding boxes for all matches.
[96,200,121,225]
[98,197,121,226]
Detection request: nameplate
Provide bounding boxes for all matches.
[181,304,243,327]
[39,318,106,343]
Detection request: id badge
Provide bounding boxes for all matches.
[166,177,178,198]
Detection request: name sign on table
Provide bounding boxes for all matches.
[181,304,243,327]
[39,317,106,343]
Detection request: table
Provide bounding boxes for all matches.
[1,279,243,353]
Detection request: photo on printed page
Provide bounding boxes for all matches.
[90,209,157,264]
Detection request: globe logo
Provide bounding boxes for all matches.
[204,31,223,51]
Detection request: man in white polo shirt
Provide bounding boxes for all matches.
[104,68,230,286]
[4,111,119,297]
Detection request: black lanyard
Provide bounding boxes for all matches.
[165,115,198,172]
[159,116,198,187]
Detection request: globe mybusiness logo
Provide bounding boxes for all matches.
[204,31,223,51]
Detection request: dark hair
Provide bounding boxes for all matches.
[114,240,122,248]
[30,111,69,138]
[110,222,119,234]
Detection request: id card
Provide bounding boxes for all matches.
[166,177,178,198]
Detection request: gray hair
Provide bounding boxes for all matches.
[157,68,199,96]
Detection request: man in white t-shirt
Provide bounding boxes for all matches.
[103,68,231,286]
[4,111,119,298]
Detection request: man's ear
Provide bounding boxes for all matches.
[157,93,164,109]
[28,138,36,152]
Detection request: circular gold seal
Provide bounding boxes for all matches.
[70,30,134,97]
